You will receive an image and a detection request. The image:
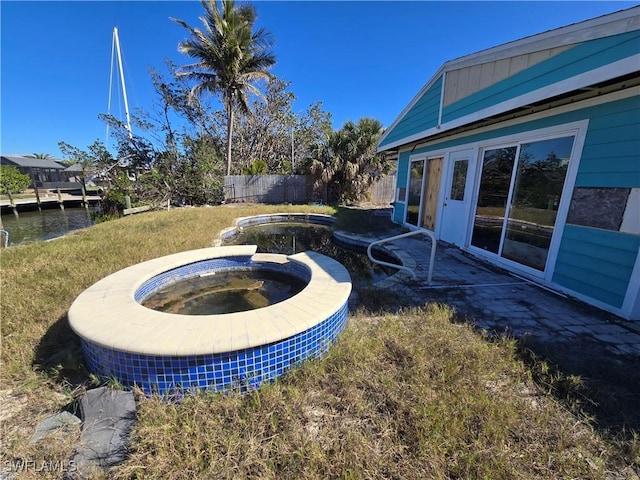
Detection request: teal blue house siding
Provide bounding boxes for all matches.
[392,95,640,308]
[553,226,640,308]
[379,76,442,148]
[402,96,639,185]
[392,152,410,223]
[441,30,640,124]
[392,200,406,224]
[382,9,639,316]
[576,96,640,188]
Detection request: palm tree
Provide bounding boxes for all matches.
[172,0,276,175]
[27,153,52,160]
[308,118,391,204]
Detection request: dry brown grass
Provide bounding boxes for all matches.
[0,205,633,479]
[0,205,333,478]
[114,306,613,479]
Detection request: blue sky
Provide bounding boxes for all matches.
[1,1,637,158]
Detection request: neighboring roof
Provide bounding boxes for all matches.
[378,6,640,152]
[0,155,66,170]
[64,163,84,172]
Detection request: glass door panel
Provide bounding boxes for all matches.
[471,147,517,253]
[406,160,425,226]
[501,136,574,270]
[449,159,468,201]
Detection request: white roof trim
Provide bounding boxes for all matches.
[378,53,639,153]
[378,6,640,150]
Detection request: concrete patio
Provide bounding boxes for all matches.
[379,235,640,358]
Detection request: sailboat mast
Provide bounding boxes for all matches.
[106,30,115,143]
[108,27,133,141]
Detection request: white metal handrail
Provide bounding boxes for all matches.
[367,229,437,285]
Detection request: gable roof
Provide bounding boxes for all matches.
[1,155,66,170]
[378,6,640,152]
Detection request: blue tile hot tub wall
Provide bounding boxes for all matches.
[80,301,348,396]
[81,255,345,396]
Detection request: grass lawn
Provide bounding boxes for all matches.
[0,204,636,479]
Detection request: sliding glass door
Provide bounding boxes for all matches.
[471,136,574,272]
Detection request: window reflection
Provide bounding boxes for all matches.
[471,147,516,254]
[501,137,573,270]
[450,160,468,201]
[406,160,424,226]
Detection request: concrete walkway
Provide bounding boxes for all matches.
[375,234,640,359]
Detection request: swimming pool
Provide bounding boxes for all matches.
[220,215,400,291]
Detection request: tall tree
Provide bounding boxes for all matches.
[172,0,276,175]
[58,140,115,187]
[232,79,332,174]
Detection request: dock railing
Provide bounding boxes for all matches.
[367,229,437,285]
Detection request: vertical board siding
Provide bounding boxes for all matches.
[379,76,443,148]
[368,175,397,205]
[225,175,311,203]
[553,225,640,307]
[443,46,572,106]
[441,30,640,124]
[224,175,397,205]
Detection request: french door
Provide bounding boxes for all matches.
[406,159,425,226]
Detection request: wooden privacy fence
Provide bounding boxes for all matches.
[224,175,312,204]
[224,174,397,205]
[367,174,396,205]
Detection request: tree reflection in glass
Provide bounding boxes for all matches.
[406,160,425,226]
[501,136,573,270]
[471,147,517,254]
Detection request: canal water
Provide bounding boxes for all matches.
[0,207,95,246]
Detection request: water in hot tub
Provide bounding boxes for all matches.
[143,269,307,315]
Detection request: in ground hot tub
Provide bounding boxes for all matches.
[68,245,351,396]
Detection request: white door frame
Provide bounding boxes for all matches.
[404,157,427,227]
[437,148,477,247]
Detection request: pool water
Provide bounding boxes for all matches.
[224,223,398,289]
[142,269,307,315]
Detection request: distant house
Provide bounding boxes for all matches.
[377,7,640,320]
[0,155,81,190]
